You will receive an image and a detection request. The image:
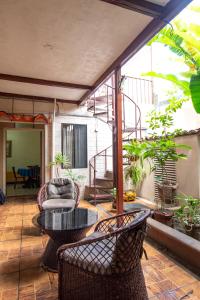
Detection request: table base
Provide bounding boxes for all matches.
[41,229,88,272]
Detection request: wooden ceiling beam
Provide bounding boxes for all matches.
[101,0,163,18]
[0,73,93,90]
[78,0,192,105]
[0,91,78,104]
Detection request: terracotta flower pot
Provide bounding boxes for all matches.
[153,209,174,225]
[185,224,200,240]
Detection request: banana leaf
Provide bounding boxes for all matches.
[190,74,200,113]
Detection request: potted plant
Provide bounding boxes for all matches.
[146,138,188,224]
[49,153,70,178]
[64,169,85,185]
[175,195,200,240]
[143,98,191,224]
[123,140,149,198]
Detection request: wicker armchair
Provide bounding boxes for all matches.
[37,180,80,211]
[57,209,150,300]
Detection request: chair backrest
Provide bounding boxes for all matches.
[111,210,149,273]
[12,166,17,179]
[37,178,80,211]
[30,165,40,179]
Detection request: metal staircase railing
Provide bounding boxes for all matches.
[87,81,143,204]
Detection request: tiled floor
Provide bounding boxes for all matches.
[6,184,39,197]
[0,197,199,300]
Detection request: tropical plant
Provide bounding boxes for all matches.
[123,140,149,191]
[142,8,200,112]
[145,96,191,209]
[49,153,70,178]
[64,169,85,184]
[145,102,191,208]
[175,195,200,228]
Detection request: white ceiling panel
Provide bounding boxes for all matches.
[0,80,85,101]
[0,0,152,86]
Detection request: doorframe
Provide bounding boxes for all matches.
[3,126,46,194]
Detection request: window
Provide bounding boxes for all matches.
[62,124,87,168]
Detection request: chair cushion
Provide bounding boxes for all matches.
[63,233,116,275]
[47,178,74,200]
[42,198,76,210]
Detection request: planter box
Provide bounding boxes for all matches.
[147,218,200,272]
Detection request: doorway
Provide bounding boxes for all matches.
[5,128,43,197]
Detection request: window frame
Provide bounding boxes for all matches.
[61,123,88,169]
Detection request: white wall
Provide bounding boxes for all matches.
[0,97,112,197]
[53,103,112,197]
[6,130,40,171]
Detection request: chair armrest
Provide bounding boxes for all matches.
[74,182,80,207]
[37,184,47,211]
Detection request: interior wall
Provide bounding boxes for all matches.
[0,123,15,190]
[0,98,113,197]
[6,130,40,172]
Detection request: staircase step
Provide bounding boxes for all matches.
[89,185,113,189]
[95,178,113,189]
[104,170,113,180]
[89,193,113,200]
[93,111,107,116]
[90,95,112,103]
[89,199,113,204]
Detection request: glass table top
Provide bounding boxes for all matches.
[37,207,98,231]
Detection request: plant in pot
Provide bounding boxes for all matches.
[175,195,200,240]
[145,99,191,224]
[49,153,70,178]
[64,169,86,185]
[123,140,149,199]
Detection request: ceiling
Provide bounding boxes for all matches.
[0,0,192,103]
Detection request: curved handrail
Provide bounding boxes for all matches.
[88,81,142,202]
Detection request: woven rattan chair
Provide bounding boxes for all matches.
[57,209,150,300]
[37,179,80,211]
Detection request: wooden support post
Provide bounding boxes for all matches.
[114,67,124,214]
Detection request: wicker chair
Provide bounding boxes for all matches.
[57,209,150,300]
[37,180,80,212]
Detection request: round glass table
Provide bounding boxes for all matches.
[37,207,98,272]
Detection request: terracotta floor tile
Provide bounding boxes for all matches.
[143,264,166,285]
[20,254,41,270]
[1,288,18,300]
[182,281,200,299]
[0,272,19,291]
[161,265,198,287]
[0,197,199,300]
[19,284,35,300]
[148,279,178,297]
[1,229,21,241]
[0,258,20,274]
[19,267,48,287]
[36,289,57,300]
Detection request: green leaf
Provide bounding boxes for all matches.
[142,72,191,96]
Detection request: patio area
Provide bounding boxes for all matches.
[0,197,199,300]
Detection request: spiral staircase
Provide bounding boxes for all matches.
[85,81,147,204]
